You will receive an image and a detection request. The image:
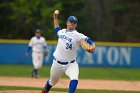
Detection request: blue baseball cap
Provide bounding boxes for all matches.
[35,29,41,33]
[67,16,78,23]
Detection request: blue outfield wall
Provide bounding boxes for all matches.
[0,40,140,67]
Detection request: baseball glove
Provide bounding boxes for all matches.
[44,51,48,57]
[80,41,90,52]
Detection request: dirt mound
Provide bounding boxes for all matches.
[0,76,140,92]
[0,90,66,93]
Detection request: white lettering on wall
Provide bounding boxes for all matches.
[78,46,132,66]
[120,48,131,65]
[96,47,106,64]
[107,47,119,65]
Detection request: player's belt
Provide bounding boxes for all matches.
[54,58,75,65]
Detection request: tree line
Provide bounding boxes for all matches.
[0,0,139,42]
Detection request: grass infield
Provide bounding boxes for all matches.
[0,64,140,80]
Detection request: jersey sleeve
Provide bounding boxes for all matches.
[27,38,33,52]
[55,26,61,36]
[29,38,33,47]
[77,33,87,43]
[77,33,94,45]
[85,38,94,45]
[44,40,47,51]
[43,38,47,46]
[57,29,66,37]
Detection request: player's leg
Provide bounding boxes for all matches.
[34,53,43,78]
[42,59,64,93]
[32,52,40,78]
[65,62,79,93]
[42,80,52,93]
[38,53,44,68]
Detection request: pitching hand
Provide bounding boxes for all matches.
[53,10,59,19]
[88,43,96,53]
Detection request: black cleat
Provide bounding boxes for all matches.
[42,88,49,93]
[31,71,35,78]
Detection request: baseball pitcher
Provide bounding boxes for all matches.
[42,10,95,93]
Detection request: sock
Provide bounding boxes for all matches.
[44,80,52,91]
[32,69,38,75]
[69,80,78,93]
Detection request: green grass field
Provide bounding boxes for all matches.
[0,64,140,80]
[0,64,140,93]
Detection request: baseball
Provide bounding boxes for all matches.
[54,10,59,14]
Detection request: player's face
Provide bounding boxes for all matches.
[67,21,77,30]
[35,32,41,37]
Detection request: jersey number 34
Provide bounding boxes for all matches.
[66,43,72,50]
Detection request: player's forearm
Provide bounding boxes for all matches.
[54,18,59,28]
[26,46,32,53]
[54,16,61,34]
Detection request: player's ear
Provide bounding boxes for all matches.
[66,21,68,25]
